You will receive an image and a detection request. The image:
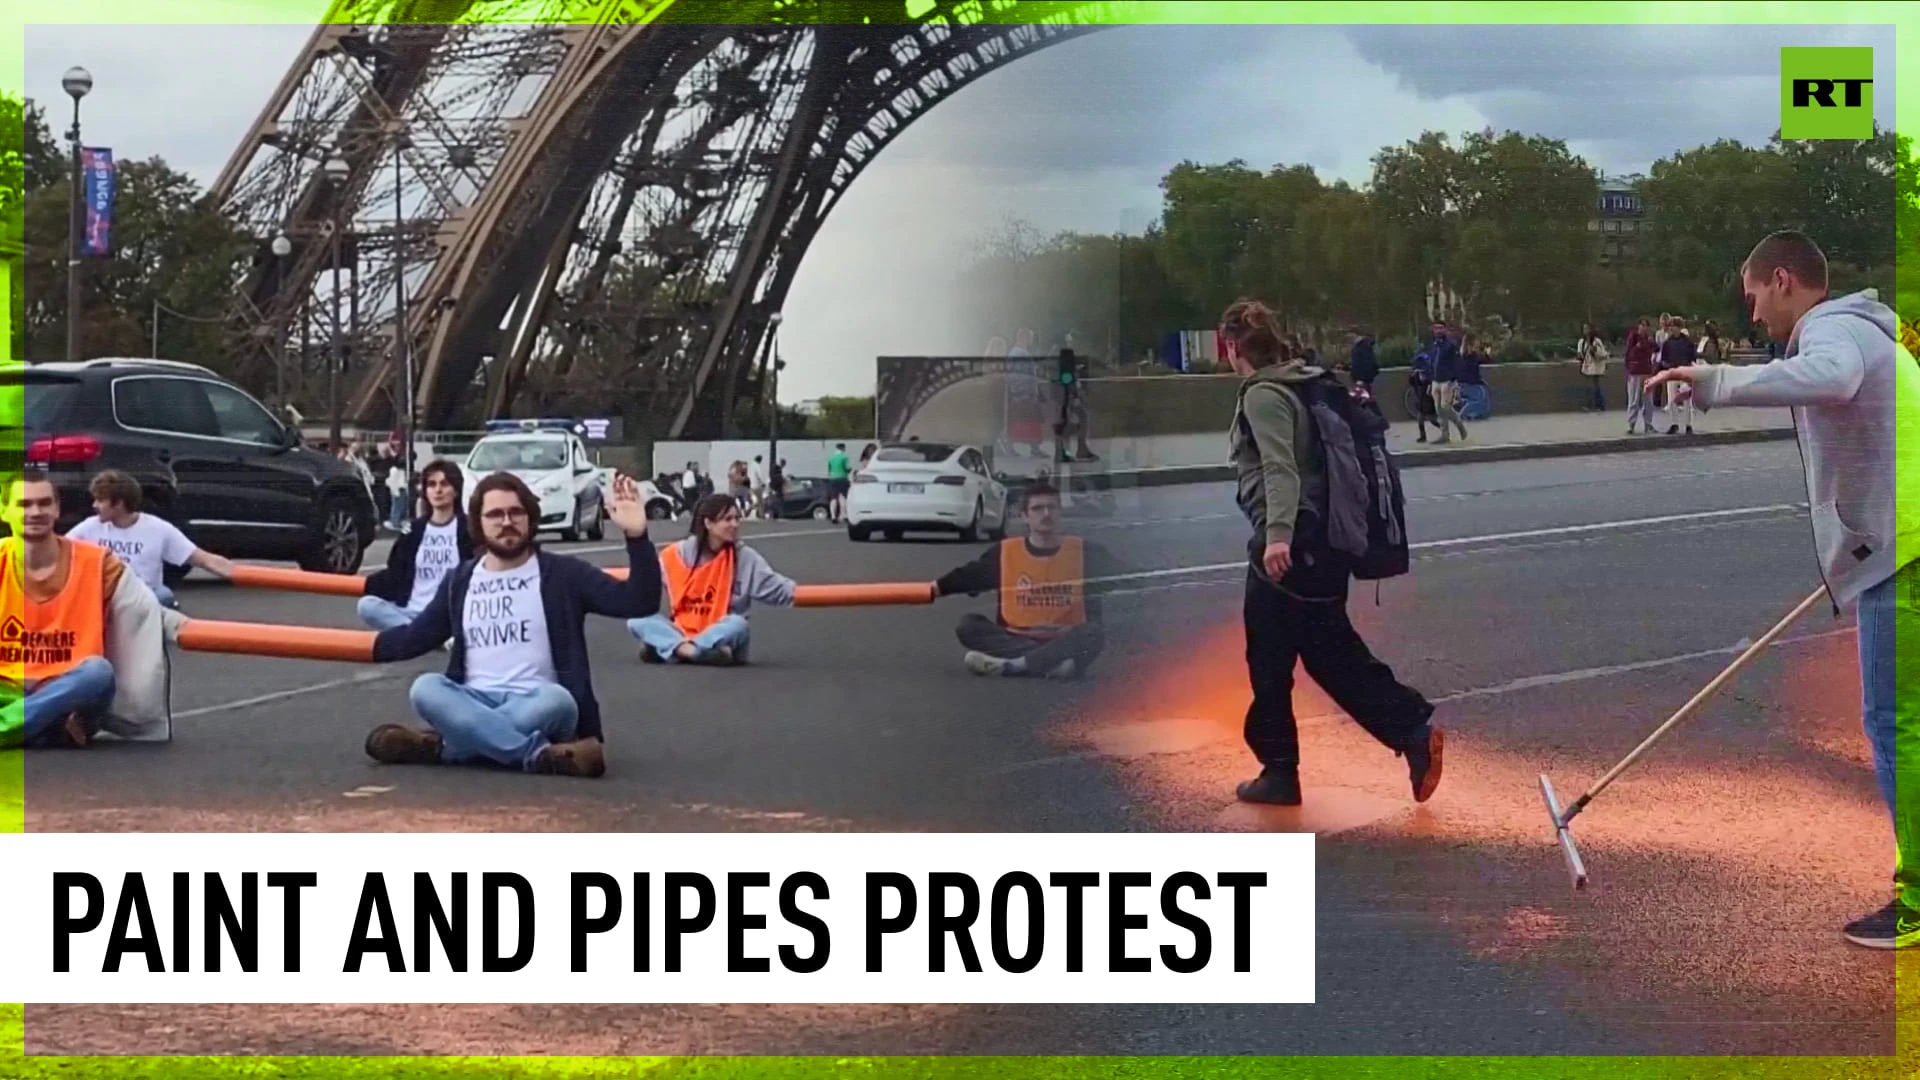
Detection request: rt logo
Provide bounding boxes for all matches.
[1780,47,1874,140]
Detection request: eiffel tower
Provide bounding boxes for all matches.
[208,0,1129,440]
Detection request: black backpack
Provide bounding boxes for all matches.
[1243,374,1410,582]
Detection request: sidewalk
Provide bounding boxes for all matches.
[1052,406,1795,489]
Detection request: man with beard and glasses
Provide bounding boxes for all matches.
[358,472,661,778]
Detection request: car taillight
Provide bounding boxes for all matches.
[852,473,877,483]
[933,475,966,486]
[26,435,103,464]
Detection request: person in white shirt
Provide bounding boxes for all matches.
[358,459,473,631]
[361,472,662,778]
[66,469,232,610]
[749,455,768,519]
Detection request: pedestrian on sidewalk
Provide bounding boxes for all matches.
[1623,317,1658,433]
[1456,333,1489,420]
[1426,321,1469,443]
[1576,323,1609,411]
[1410,349,1440,442]
[1645,229,1920,949]
[1348,330,1378,394]
[1219,297,1444,809]
[1658,316,1698,434]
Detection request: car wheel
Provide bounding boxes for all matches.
[848,524,873,542]
[299,498,365,575]
[958,499,983,543]
[811,505,830,521]
[586,499,606,541]
[561,501,583,543]
[646,499,671,521]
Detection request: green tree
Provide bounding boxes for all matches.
[1637,139,1796,295]
[804,396,875,438]
[21,154,252,364]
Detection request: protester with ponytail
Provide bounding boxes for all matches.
[630,493,797,665]
[1221,298,1444,808]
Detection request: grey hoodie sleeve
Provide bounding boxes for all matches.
[1242,384,1302,546]
[1693,315,1867,410]
[735,544,798,607]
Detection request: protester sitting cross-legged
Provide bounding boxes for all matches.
[630,493,796,666]
[2,471,171,749]
[933,481,1115,679]
[66,469,234,610]
[360,472,662,778]
[357,459,473,631]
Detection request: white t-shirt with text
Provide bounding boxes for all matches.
[407,519,463,613]
[67,514,196,591]
[461,558,556,695]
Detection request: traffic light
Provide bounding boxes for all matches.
[1057,348,1077,386]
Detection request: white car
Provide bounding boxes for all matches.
[464,427,606,541]
[595,467,676,521]
[846,441,1010,543]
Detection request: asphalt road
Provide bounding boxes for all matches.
[24,441,1903,1057]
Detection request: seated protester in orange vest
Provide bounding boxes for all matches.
[934,482,1115,678]
[359,472,661,778]
[2,472,172,748]
[66,469,234,611]
[357,459,473,631]
[629,493,796,666]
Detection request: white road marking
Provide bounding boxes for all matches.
[988,625,1856,776]
[179,501,1811,723]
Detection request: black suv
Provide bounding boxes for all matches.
[4,358,378,574]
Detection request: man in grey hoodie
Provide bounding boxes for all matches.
[1220,298,1444,808]
[1648,230,1920,949]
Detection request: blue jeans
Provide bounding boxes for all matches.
[407,674,579,772]
[154,583,177,610]
[358,595,420,632]
[18,657,117,745]
[1858,561,1920,909]
[389,494,411,529]
[628,613,750,663]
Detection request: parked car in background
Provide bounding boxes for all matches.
[3,357,379,574]
[463,419,606,541]
[845,441,1010,542]
[594,466,676,521]
[766,476,834,520]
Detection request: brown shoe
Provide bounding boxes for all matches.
[364,724,442,765]
[53,712,93,749]
[1405,726,1445,803]
[533,738,606,778]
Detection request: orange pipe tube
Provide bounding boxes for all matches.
[600,565,934,606]
[793,582,937,607]
[228,565,367,597]
[176,619,376,663]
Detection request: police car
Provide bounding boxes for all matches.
[463,419,608,542]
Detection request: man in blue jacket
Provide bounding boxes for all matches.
[357,458,473,631]
[1649,230,1920,949]
[361,471,662,779]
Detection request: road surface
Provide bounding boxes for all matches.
[23,441,1899,1057]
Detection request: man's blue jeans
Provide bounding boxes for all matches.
[9,657,118,745]
[1857,561,1920,909]
[628,613,750,663]
[407,674,578,771]
[358,595,420,632]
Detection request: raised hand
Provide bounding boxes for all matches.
[606,474,651,538]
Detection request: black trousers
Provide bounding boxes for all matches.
[1242,567,1432,769]
[957,613,1105,673]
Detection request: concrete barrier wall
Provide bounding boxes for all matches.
[1082,351,1766,436]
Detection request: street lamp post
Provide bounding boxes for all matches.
[271,233,292,412]
[62,66,92,363]
[323,157,350,451]
[393,132,413,482]
[764,312,784,468]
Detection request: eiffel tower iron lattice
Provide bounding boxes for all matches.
[209,0,1131,439]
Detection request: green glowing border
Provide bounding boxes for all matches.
[2,0,1914,1075]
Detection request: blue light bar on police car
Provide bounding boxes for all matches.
[484,418,584,434]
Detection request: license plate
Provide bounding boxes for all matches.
[887,483,924,495]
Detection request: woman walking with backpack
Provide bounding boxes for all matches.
[1219,298,1445,808]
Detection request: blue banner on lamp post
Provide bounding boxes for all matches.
[80,147,116,258]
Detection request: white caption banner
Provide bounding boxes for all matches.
[0,832,1314,1005]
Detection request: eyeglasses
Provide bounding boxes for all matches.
[482,508,530,523]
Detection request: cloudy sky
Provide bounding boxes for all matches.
[20,21,1896,402]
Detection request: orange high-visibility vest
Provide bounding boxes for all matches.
[2,538,110,682]
[661,542,735,636]
[998,536,1086,636]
